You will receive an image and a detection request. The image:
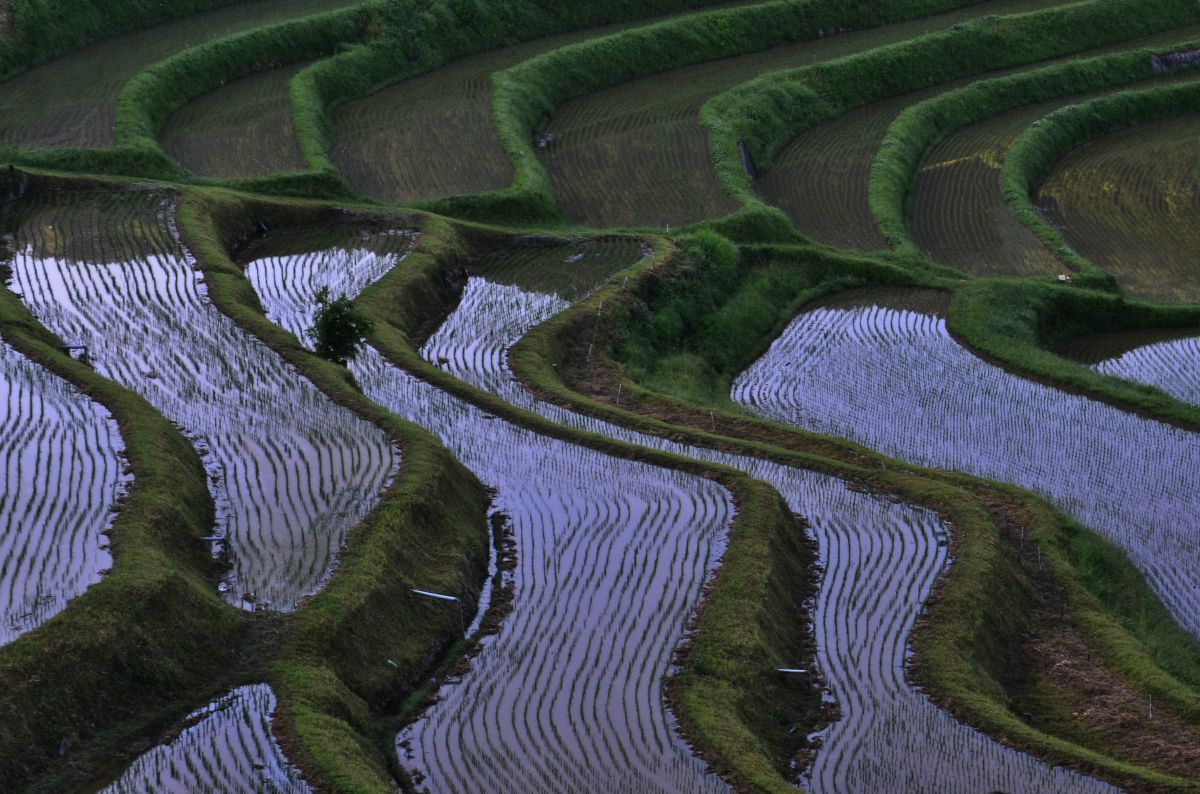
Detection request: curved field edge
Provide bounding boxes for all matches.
[701,0,1200,232]
[869,39,1200,287]
[1002,79,1200,285]
[453,0,992,226]
[506,235,1200,790]
[176,189,494,792]
[302,212,824,791]
[0,1,382,194]
[0,177,241,791]
[285,0,745,201]
[0,0,258,82]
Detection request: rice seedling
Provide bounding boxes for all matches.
[244,236,734,793]
[0,0,361,150]
[909,72,1200,278]
[245,228,1111,791]
[1037,113,1200,303]
[537,0,1065,230]
[3,190,398,612]
[1060,330,1200,407]
[101,684,310,793]
[159,63,310,179]
[731,292,1200,644]
[0,339,128,645]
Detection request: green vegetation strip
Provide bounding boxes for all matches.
[291,0,739,202]
[0,0,250,81]
[177,190,493,792]
[702,0,1200,228]
[870,42,1200,286]
[0,178,241,791]
[508,233,1200,789]
[466,0,992,225]
[1003,78,1200,283]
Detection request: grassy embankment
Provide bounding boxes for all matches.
[0,173,242,792]
[507,230,1200,790]
[701,0,1200,238]
[177,189,496,792]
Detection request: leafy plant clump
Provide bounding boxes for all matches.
[307,286,373,365]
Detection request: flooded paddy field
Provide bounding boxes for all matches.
[1038,113,1200,303]
[101,684,310,793]
[244,232,733,793]
[0,340,127,645]
[732,290,1200,643]
[0,0,361,150]
[909,71,1200,279]
[3,190,397,611]
[537,0,1065,230]
[244,227,1112,792]
[1060,329,1200,406]
[160,63,309,179]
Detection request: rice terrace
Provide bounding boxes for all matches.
[4,1,1200,793]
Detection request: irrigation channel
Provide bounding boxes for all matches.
[731,290,1200,644]
[0,339,127,645]
[909,76,1200,280]
[1059,330,1200,406]
[242,226,1113,792]
[536,0,1068,230]
[0,0,362,150]
[100,684,310,793]
[2,190,398,612]
[1037,113,1200,303]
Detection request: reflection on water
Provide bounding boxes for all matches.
[246,231,1113,793]
[733,295,1200,645]
[5,192,398,611]
[102,684,311,794]
[0,339,127,644]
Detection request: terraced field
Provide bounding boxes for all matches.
[3,191,397,610]
[0,0,361,149]
[160,63,309,178]
[0,340,126,644]
[732,292,1200,641]
[1038,113,1200,301]
[910,76,1200,278]
[538,0,1063,229]
[4,0,1200,791]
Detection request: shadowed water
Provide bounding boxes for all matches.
[0,339,127,644]
[732,294,1200,645]
[245,232,1114,793]
[101,684,311,794]
[4,191,397,611]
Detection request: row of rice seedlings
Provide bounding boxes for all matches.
[1060,329,1200,407]
[248,228,1112,790]
[0,339,128,645]
[470,235,647,302]
[731,292,1200,645]
[159,62,310,179]
[244,239,734,793]
[101,684,310,793]
[909,64,1200,278]
[327,4,757,204]
[1037,113,1200,303]
[537,0,1064,230]
[0,0,361,150]
[3,190,398,611]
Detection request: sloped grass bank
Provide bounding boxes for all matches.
[331,215,825,791]
[508,233,1200,790]
[177,191,493,791]
[870,40,1200,286]
[0,179,242,791]
[703,0,1200,222]
[1003,79,1200,289]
